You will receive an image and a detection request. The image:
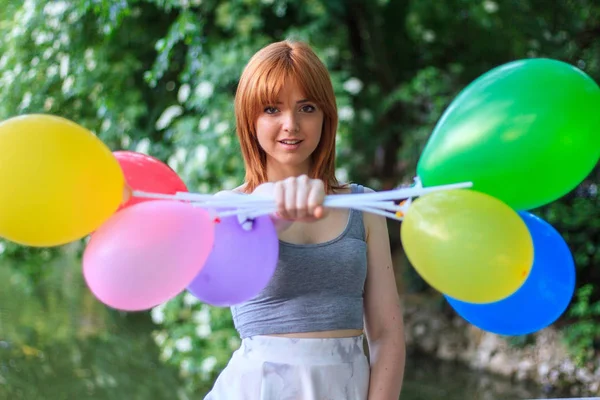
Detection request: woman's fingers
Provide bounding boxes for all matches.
[274,180,289,220]
[272,176,326,221]
[307,179,325,219]
[295,175,310,220]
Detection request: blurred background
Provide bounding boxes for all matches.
[0,1,598,399]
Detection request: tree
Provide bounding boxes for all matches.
[1,0,599,394]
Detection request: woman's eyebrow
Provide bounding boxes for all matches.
[273,99,310,104]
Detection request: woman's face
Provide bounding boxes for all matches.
[255,80,323,176]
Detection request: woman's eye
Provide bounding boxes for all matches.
[300,104,316,113]
[264,106,278,114]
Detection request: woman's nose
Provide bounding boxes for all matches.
[282,112,299,133]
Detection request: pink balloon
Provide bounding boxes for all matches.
[83,200,215,311]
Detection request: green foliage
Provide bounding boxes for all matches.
[0,251,187,400]
[0,0,599,390]
[0,312,186,400]
[562,284,600,365]
[149,294,239,396]
[1,248,107,347]
[505,334,536,349]
[537,178,600,364]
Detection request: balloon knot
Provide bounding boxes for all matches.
[213,217,221,224]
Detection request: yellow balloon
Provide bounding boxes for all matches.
[0,114,124,247]
[400,189,533,303]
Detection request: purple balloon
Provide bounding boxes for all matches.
[187,214,279,306]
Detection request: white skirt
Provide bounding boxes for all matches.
[204,335,370,400]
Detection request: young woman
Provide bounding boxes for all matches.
[204,40,405,400]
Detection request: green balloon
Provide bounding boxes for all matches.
[417,58,600,210]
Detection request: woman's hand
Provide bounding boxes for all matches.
[254,175,326,222]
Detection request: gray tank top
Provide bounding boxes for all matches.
[231,184,367,338]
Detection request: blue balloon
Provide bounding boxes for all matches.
[445,211,575,336]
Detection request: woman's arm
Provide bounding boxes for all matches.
[363,195,406,399]
[215,177,326,232]
[215,183,293,233]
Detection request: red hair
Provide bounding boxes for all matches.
[234,40,341,193]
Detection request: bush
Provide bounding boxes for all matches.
[150,293,239,395]
[538,177,600,365]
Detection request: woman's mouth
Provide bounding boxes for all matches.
[278,139,303,150]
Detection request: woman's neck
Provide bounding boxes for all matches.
[265,161,311,182]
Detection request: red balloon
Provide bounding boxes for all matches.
[114,151,188,210]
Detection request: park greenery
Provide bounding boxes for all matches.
[1,0,598,397]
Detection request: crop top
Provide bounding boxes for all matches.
[231,183,367,338]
